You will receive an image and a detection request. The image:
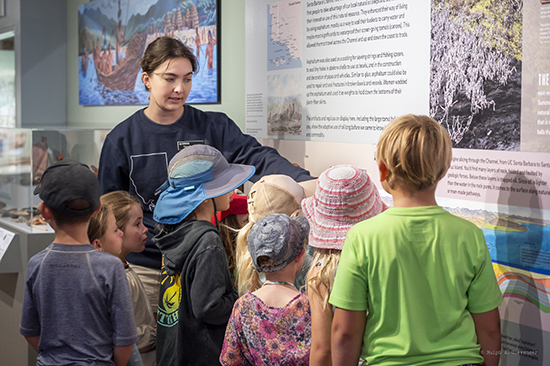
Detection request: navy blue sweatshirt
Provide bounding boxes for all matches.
[98,106,313,269]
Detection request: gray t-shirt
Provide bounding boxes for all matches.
[20,243,138,365]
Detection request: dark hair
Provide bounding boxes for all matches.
[140,36,197,91]
[49,199,94,227]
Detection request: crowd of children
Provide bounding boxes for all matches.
[20,114,503,366]
[97,36,313,326]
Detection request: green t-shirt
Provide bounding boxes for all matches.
[329,206,502,366]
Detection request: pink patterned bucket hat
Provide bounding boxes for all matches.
[301,165,386,250]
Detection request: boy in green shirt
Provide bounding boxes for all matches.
[330,115,502,366]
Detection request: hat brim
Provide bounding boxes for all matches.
[154,184,207,224]
[204,164,255,199]
[302,195,350,250]
[302,191,388,250]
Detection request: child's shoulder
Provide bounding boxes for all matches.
[352,205,480,230]
[28,242,55,261]
[90,249,126,268]
[194,220,224,241]
[430,206,483,231]
[350,208,391,230]
[28,243,95,263]
[183,220,224,252]
[27,244,124,282]
[231,291,255,315]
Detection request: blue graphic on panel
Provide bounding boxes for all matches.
[483,222,550,276]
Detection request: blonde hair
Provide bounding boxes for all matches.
[88,205,112,243]
[100,191,142,231]
[236,221,259,295]
[376,114,452,191]
[306,249,341,309]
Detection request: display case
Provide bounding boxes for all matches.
[0,127,110,366]
[0,127,109,274]
[0,128,108,233]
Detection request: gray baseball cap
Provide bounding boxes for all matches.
[248,213,309,273]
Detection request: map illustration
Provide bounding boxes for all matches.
[267,0,302,71]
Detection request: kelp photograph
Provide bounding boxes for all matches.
[430,0,522,150]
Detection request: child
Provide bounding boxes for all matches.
[88,204,124,255]
[98,36,313,317]
[330,115,503,366]
[211,192,249,286]
[235,174,308,296]
[20,160,138,365]
[220,213,312,365]
[100,191,157,366]
[88,204,144,366]
[303,164,386,366]
[153,144,255,366]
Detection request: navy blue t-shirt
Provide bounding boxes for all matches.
[98,106,313,269]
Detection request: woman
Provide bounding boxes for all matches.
[98,36,314,316]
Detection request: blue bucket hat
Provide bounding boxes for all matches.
[153,145,255,224]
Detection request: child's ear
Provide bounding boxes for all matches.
[91,201,102,217]
[38,202,52,220]
[378,161,389,182]
[295,247,306,261]
[92,239,103,251]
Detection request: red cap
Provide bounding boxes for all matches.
[211,193,248,225]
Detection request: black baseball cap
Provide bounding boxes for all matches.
[33,160,100,216]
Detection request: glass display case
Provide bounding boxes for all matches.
[0,127,109,234]
[0,129,110,366]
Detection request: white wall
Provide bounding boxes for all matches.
[257,138,376,179]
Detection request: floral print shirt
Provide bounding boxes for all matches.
[220,291,311,365]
